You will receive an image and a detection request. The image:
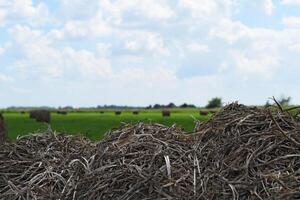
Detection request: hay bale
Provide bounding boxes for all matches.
[132,111,139,115]
[29,110,38,119]
[115,111,122,115]
[20,111,26,114]
[57,110,67,115]
[100,111,105,114]
[35,110,51,123]
[0,113,6,143]
[162,110,170,117]
[199,110,209,116]
[210,110,217,114]
[30,110,50,123]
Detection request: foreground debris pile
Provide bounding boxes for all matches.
[1,103,300,199]
[194,103,300,199]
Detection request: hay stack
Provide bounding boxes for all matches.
[29,110,51,123]
[29,110,38,119]
[57,110,67,115]
[132,111,139,115]
[0,113,6,143]
[115,111,122,115]
[162,110,170,117]
[199,110,209,116]
[209,110,217,114]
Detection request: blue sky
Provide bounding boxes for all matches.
[0,0,300,107]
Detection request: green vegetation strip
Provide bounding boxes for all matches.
[4,111,211,140]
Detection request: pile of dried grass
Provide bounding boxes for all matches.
[193,103,300,199]
[0,129,96,199]
[1,103,300,199]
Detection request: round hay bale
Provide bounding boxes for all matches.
[29,110,38,119]
[115,111,122,115]
[0,113,6,143]
[35,110,51,123]
[210,110,217,114]
[57,110,68,115]
[20,111,26,114]
[100,111,105,114]
[199,110,209,116]
[132,111,139,115]
[162,110,171,117]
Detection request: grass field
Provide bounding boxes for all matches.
[3,110,211,140]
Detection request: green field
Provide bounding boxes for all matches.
[3,110,211,141]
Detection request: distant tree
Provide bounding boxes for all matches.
[63,106,73,110]
[145,105,152,109]
[206,97,222,109]
[166,103,176,108]
[265,100,271,108]
[180,103,196,108]
[153,104,162,109]
[180,103,188,108]
[278,96,291,106]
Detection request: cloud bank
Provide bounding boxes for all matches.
[0,0,300,107]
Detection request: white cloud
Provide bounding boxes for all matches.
[0,74,13,82]
[63,48,112,78]
[210,19,249,43]
[262,0,274,16]
[124,31,169,55]
[186,43,210,53]
[178,0,236,19]
[230,50,279,78]
[288,43,300,52]
[96,43,112,57]
[0,42,11,55]
[3,0,300,106]
[61,13,112,38]
[0,47,4,55]
[99,0,174,22]
[106,67,222,106]
[129,0,174,19]
[58,0,98,19]
[0,9,6,26]
[0,0,51,26]
[282,17,300,28]
[209,19,292,78]
[281,0,300,5]
[10,25,112,79]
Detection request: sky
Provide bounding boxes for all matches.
[0,0,300,107]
